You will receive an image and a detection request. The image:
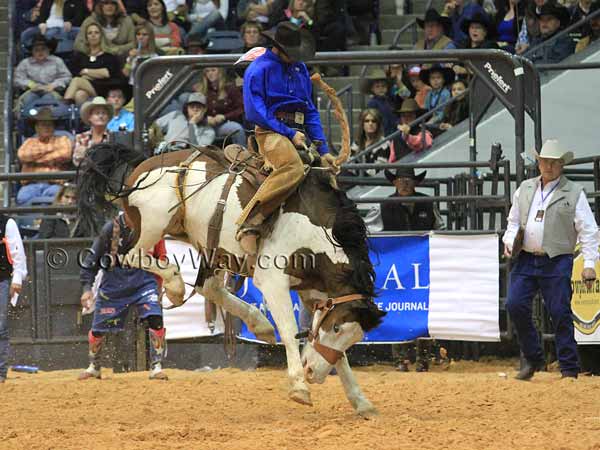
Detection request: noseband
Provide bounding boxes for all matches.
[298,294,365,365]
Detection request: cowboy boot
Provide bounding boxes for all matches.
[236,213,265,256]
[148,328,168,380]
[79,330,103,380]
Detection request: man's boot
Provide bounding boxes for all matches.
[236,213,265,256]
[149,328,168,380]
[79,330,103,380]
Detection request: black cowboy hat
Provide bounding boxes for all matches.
[26,107,57,123]
[26,33,58,53]
[261,22,315,61]
[384,167,427,184]
[417,8,451,29]
[460,11,495,37]
[419,64,455,86]
[536,3,571,29]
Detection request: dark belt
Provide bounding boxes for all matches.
[275,111,305,126]
[523,250,549,257]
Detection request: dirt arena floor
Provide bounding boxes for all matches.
[1,359,599,450]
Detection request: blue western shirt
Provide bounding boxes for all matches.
[243,49,329,155]
[107,109,135,132]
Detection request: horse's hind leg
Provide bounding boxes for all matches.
[201,276,276,344]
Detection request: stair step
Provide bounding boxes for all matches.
[379,14,420,29]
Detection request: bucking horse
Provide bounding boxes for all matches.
[76,74,386,417]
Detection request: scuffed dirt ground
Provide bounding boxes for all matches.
[1,360,599,450]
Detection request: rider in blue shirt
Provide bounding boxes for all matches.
[236,22,336,255]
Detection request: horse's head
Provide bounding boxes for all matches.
[282,170,385,383]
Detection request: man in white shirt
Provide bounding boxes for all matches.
[503,139,599,380]
[0,215,28,384]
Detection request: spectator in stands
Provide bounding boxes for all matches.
[364,67,397,136]
[387,64,412,107]
[65,22,124,105]
[123,0,146,16]
[241,21,264,51]
[576,1,600,51]
[407,66,431,109]
[36,183,79,238]
[440,79,469,131]
[516,0,548,53]
[14,34,72,113]
[123,23,163,86]
[442,0,487,44]
[194,67,246,146]
[312,0,347,53]
[73,97,113,166]
[522,3,575,63]
[78,212,169,381]
[237,0,286,29]
[284,0,315,28]
[0,213,27,384]
[17,0,39,37]
[570,0,594,33]
[155,93,216,146]
[415,8,456,50]
[142,0,183,54]
[503,139,599,380]
[494,0,526,53]
[458,11,499,48]
[389,99,433,161]
[106,87,134,131]
[75,0,136,56]
[350,109,390,175]
[421,65,453,126]
[16,108,73,206]
[187,0,227,43]
[20,0,87,54]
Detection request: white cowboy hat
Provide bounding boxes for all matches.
[534,139,574,165]
[80,96,114,125]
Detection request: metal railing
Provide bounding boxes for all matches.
[4,0,16,206]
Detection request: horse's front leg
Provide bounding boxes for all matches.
[336,354,378,419]
[254,270,312,406]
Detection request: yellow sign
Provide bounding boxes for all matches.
[571,248,600,335]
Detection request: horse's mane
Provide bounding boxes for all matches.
[308,171,385,332]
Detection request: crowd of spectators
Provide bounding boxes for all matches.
[9,0,600,230]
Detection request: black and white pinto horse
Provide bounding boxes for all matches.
[77,144,385,417]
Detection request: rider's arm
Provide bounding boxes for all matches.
[80,221,112,292]
[243,63,296,140]
[299,64,329,155]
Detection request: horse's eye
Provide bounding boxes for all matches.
[333,324,340,333]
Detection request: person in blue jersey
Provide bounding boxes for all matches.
[78,213,169,381]
[235,21,337,255]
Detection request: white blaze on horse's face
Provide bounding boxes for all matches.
[302,314,364,384]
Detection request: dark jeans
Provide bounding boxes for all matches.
[506,252,579,374]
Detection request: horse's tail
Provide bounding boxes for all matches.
[76,143,146,235]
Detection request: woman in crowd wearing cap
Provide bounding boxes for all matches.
[421,64,453,126]
[20,0,87,54]
[517,3,574,62]
[494,0,526,53]
[141,0,183,54]
[123,23,163,86]
[73,97,113,166]
[194,67,246,147]
[75,0,136,56]
[16,107,73,205]
[155,93,216,147]
[364,67,398,136]
[389,98,433,162]
[65,22,125,105]
[439,79,469,131]
[414,8,456,50]
[575,1,600,52]
[14,34,72,113]
[458,11,499,49]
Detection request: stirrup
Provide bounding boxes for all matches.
[235,226,262,242]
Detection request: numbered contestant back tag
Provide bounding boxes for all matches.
[535,209,545,222]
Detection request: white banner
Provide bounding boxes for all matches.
[572,250,600,344]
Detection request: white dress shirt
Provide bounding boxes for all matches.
[5,219,28,285]
[503,177,600,269]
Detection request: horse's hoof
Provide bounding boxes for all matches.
[357,406,379,420]
[289,389,313,406]
[255,331,277,345]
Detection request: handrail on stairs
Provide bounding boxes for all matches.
[3,0,16,207]
[390,0,435,50]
